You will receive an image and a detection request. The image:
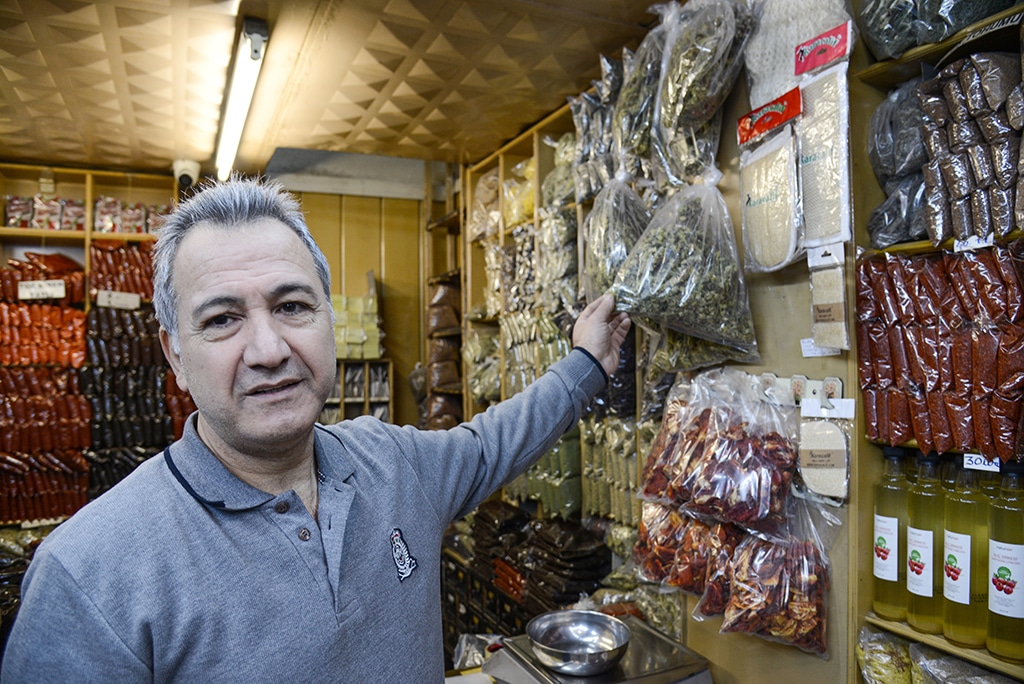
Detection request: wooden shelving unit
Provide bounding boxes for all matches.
[324,359,393,423]
[847,5,1024,682]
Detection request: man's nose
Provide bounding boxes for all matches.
[242,313,291,367]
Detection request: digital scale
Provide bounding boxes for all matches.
[481,615,714,684]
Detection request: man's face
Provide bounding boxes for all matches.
[160,218,337,458]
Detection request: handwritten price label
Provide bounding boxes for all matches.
[95,290,141,310]
[17,279,65,300]
[964,453,1001,472]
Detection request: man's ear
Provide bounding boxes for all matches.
[159,328,189,392]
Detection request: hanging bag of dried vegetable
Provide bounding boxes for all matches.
[612,183,757,355]
[915,0,1017,46]
[632,500,691,584]
[719,490,841,656]
[639,373,691,504]
[581,171,651,302]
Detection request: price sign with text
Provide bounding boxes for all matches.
[18,279,65,300]
[96,290,142,310]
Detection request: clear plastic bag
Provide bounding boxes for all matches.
[639,317,760,378]
[664,367,799,533]
[855,626,913,684]
[613,184,757,353]
[690,521,747,618]
[867,172,928,249]
[632,500,689,583]
[651,0,756,186]
[857,0,918,61]
[658,0,758,130]
[914,0,1017,47]
[869,78,928,192]
[582,173,651,302]
[613,7,670,163]
[467,169,500,241]
[719,493,839,656]
[639,373,691,504]
[910,642,1021,683]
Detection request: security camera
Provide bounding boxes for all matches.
[173,160,201,188]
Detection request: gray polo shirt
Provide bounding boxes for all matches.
[0,350,605,683]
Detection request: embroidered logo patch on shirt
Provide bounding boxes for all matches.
[390,528,417,582]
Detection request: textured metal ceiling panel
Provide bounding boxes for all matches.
[0,0,655,176]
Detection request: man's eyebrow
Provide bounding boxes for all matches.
[269,282,320,301]
[191,283,321,322]
[191,294,244,323]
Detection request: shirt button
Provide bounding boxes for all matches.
[298,528,311,541]
[274,502,289,514]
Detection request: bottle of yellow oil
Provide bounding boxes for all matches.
[988,459,1024,662]
[873,447,908,620]
[943,455,989,648]
[907,452,944,634]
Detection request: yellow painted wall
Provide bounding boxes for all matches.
[300,191,422,427]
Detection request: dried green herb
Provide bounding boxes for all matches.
[582,177,651,301]
[643,318,760,374]
[660,0,757,131]
[613,19,668,160]
[613,184,757,352]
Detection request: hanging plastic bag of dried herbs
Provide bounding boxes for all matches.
[581,172,652,302]
[612,183,757,355]
[657,0,759,131]
[612,5,671,166]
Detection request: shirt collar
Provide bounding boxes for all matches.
[164,415,356,510]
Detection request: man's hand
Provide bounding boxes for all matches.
[573,293,631,377]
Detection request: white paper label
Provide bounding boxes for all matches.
[800,338,841,357]
[989,540,1024,618]
[963,453,1001,473]
[873,514,899,581]
[908,526,934,597]
[943,530,971,605]
[95,290,141,310]
[17,279,65,300]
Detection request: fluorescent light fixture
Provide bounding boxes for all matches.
[215,17,269,181]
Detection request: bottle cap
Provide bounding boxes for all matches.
[882,446,906,460]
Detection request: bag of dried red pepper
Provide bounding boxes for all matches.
[664,367,799,536]
[639,374,691,503]
[719,492,840,656]
[632,500,690,584]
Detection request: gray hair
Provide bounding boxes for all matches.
[152,176,333,351]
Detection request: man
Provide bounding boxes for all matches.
[1,177,630,682]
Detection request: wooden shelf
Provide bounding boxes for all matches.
[855,5,1024,90]
[329,359,393,422]
[427,210,461,234]
[864,612,1024,679]
[0,228,86,241]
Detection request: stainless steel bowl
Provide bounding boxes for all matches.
[526,609,631,676]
